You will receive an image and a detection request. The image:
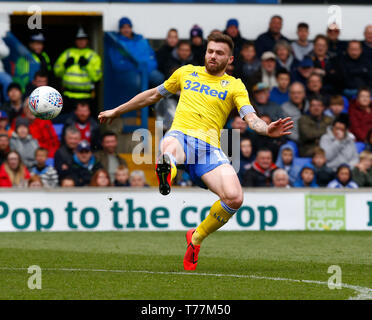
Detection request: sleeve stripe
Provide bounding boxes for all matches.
[239,105,256,118]
[157,84,173,98]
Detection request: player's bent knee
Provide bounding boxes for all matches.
[222,190,243,210]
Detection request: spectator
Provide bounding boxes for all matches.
[108,17,163,93]
[293,164,318,188]
[311,147,334,187]
[90,168,111,187]
[14,33,51,93]
[129,170,149,187]
[339,40,372,97]
[252,82,283,121]
[190,25,206,66]
[60,176,75,188]
[164,41,196,79]
[306,73,329,104]
[255,15,290,58]
[54,126,81,179]
[291,22,313,61]
[114,165,130,187]
[298,95,332,157]
[68,140,102,186]
[63,100,100,150]
[349,87,372,142]
[324,95,346,119]
[0,134,10,165]
[30,147,58,188]
[326,23,347,56]
[291,56,314,86]
[249,51,277,91]
[28,175,43,188]
[272,168,290,188]
[319,115,359,171]
[54,27,102,114]
[230,115,248,136]
[0,150,30,187]
[238,136,255,182]
[0,111,9,134]
[362,25,372,60]
[241,148,277,187]
[275,143,302,185]
[269,69,290,105]
[366,128,372,152]
[0,36,12,103]
[281,82,309,142]
[24,70,48,98]
[352,150,372,187]
[94,131,128,182]
[1,83,24,123]
[156,28,179,77]
[233,42,261,88]
[223,18,247,62]
[10,117,39,168]
[274,40,300,74]
[327,164,358,189]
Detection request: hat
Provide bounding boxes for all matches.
[30,33,45,42]
[15,117,29,130]
[76,27,88,39]
[119,17,132,29]
[0,111,8,119]
[190,25,203,39]
[253,82,269,92]
[261,51,276,61]
[300,56,314,68]
[7,82,22,93]
[226,18,239,29]
[77,140,91,152]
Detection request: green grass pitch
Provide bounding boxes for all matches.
[0,231,371,300]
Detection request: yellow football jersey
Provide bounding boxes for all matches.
[158,65,254,148]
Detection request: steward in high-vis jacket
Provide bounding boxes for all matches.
[54,28,102,113]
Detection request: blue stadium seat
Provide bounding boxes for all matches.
[294,157,311,168]
[46,158,54,167]
[53,124,64,141]
[355,142,366,153]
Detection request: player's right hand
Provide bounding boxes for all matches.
[98,109,118,124]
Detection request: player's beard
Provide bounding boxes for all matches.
[205,57,229,75]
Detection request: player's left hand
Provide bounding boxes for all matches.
[267,117,294,138]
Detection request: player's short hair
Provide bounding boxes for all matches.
[207,33,234,55]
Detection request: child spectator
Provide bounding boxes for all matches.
[30,147,58,188]
[352,150,372,187]
[90,168,111,187]
[293,164,318,188]
[291,22,313,61]
[60,176,75,188]
[0,111,9,134]
[129,170,149,187]
[269,69,290,105]
[327,164,358,189]
[0,150,30,187]
[10,117,39,168]
[114,165,130,187]
[324,95,346,119]
[28,175,43,188]
[0,134,10,165]
[1,83,23,122]
[275,144,302,185]
[272,168,291,188]
[311,147,334,187]
[238,137,255,182]
[349,87,372,142]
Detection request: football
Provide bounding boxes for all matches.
[28,86,63,120]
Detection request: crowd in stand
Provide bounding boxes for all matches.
[0,14,372,189]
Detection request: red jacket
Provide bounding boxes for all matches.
[0,163,31,187]
[349,100,372,142]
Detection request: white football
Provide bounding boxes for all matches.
[28,86,63,120]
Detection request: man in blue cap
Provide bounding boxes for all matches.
[255,15,290,58]
[223,18,247,63]
[291,56,314,86]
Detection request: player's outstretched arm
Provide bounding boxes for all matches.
[244,113,293,138]
[98,87,163,124]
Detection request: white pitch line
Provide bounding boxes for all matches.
[1,267,371,300]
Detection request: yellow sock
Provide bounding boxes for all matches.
[192,200,236,245]
[170,161,177,181]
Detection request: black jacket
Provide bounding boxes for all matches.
[68,157,102,186]
[255,31,290,58]
[54,144,74,179]
[156,44,175,76]
[339,53,372,90]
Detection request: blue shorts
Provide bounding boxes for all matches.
[163,130,230,189]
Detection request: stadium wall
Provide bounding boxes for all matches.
[0,189,371,232]
[0,3,372,39]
